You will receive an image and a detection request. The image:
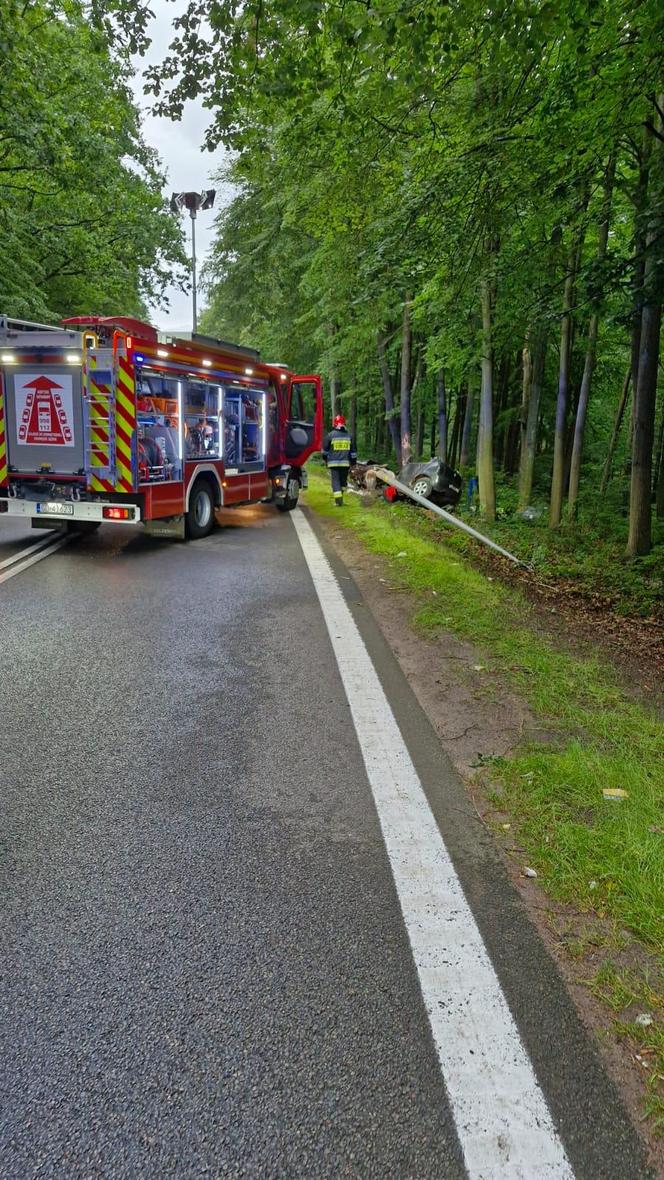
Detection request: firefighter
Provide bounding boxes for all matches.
[322,414,357,506]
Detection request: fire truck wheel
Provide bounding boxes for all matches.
[186,480,215,539]
[276,474,300,512]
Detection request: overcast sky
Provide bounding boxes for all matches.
[131,1,232,333]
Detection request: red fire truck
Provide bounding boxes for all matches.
[0,314,322,539]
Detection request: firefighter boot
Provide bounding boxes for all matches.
[334,492,343,507]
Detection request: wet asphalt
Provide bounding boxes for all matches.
[0,508,655,1179]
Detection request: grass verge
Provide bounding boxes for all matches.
[305,466,664,1127]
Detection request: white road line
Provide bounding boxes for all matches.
[0,533,71,585]
[0,530,65,572]
[292,508,574,1180]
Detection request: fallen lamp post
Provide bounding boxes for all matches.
[372,467,527,568]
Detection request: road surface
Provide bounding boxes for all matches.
[0,508,653,1179]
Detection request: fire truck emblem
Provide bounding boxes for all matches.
[15,374,75,447]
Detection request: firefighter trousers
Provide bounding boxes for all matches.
[329,465,349,502]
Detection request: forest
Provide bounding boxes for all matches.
[137,0,663,561]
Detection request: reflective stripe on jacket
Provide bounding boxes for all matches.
[322,427,356,467]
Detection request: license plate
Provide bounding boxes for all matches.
[36,502,74,516]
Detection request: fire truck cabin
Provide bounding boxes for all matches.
[0,315,322,539]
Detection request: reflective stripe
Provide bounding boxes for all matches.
[0,374,7,485]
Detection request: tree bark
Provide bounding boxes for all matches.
[377,332,401,464]
[626,94,664,557]
[517,335,532,506]
[654,404,664,519]
[627,302,661,553]
[630,129,653,441]
[477,275,496,519]
[549,242,579,527]
[436,369,448,460]
[599,367,631,495]
[329,373,339,421]
[568,156,616,519]
[349,392,357,447]
[449,389,465,468]
[400,296,413,466]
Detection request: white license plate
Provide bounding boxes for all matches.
[36,502,74,516]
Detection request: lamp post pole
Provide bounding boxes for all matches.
[170,189,216,335]
[190,209,197,332]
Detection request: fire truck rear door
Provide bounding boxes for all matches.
[3,363,85,475]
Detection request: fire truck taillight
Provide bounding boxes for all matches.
[103,506,134,521]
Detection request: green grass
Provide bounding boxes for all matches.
[306,466,664,1128]
[305,468,664,951]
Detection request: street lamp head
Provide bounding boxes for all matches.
[170,190,216,216]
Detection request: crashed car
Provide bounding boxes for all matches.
[390,458,463,508]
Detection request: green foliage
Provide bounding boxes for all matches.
[0,0,188,321]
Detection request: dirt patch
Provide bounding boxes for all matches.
[466,545,664,706]
[315,510,664,1176]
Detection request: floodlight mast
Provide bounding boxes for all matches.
[170,190,216,332]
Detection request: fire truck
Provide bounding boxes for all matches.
[0,314,322,539]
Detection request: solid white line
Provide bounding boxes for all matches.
[0,533,71,585]
[0,530,65,572]
[292,508,574,1180]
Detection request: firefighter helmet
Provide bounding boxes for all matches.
[333,414,346,428]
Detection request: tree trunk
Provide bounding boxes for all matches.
[568,156,616,519]
[349,392,357,447]
[449,389,465,468]
[329,373,339,421]
[654,404,664,519]
[517,333,546,509]
[517,336,532,504]
[626,94,664,557]
[430,413,436,458]
[627,302,661,554]
[630,129,653,441]
[599,367,631,494]
[460,384,474,466]
[550,243,579,527]
[377,332,401,464]
[477,276,496,519]
[436,369,448,460]
[400,296,413,466]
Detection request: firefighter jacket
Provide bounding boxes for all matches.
[322,427,357,467]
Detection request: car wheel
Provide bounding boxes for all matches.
[411,476,433,498]
[186,480,215,539]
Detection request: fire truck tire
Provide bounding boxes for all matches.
[186,479,215,539]
[276,474,300,512]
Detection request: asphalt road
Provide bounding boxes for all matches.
[0,508,654,1179]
